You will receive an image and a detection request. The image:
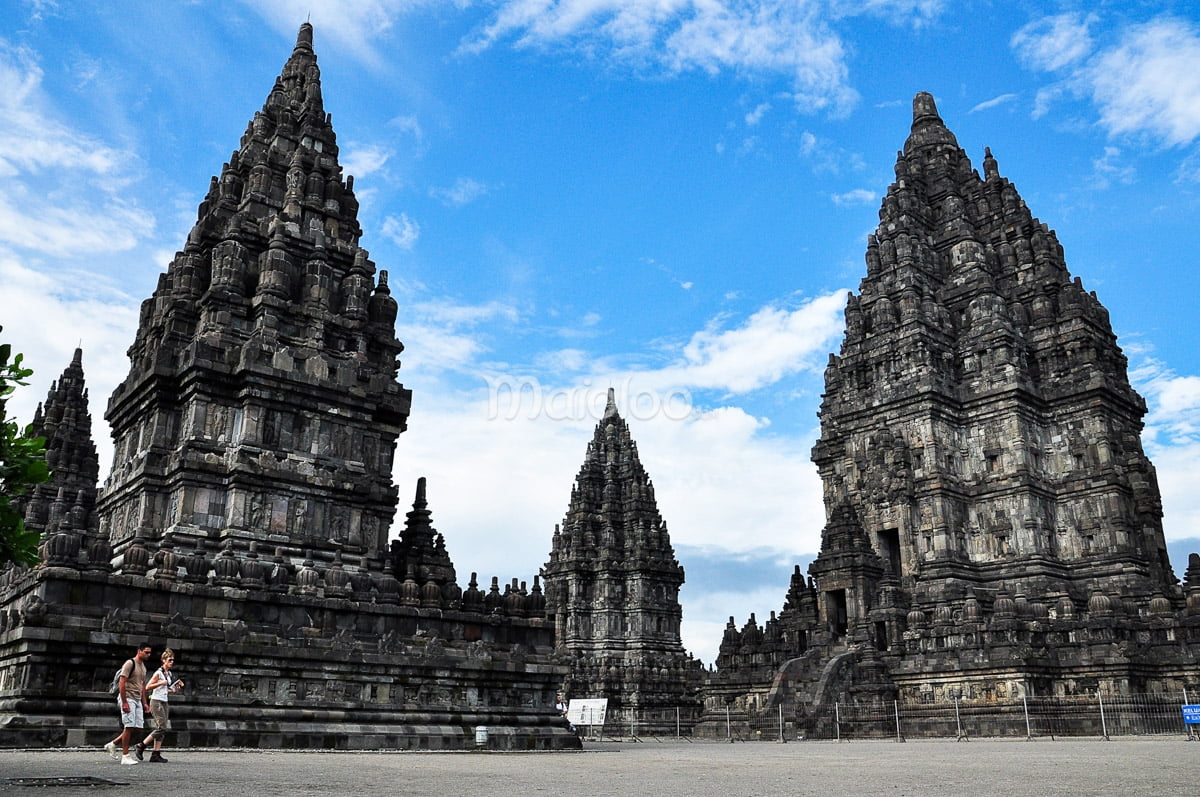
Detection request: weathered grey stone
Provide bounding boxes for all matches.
[543,388,704,731]
[699,92,1200,738]
[0,22,575,752]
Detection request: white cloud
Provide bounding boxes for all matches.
[340,143,393,178]
[1089,146,1136,190]
[796,129,864,174]
[430,177,490,207]
[830,188,875,206]
[835,0,945,29]
[394,298,520,373]
[0,255,141,479]
[1087,18,1200,146]
[0,43,152,257]
[418,298,521,327]
[745,102,770,126]
[642,291,845,394]
[1177,150,1200,184]
[1014,15,1200,148]
[1031,85,1063,120]
[0,190,153,257]
[1130,357,1200,548]
[382,212,421,249]
[241,0,417,66]
[1011,13,1094,72]
[464,0,861,115]
[969,93,1016,114]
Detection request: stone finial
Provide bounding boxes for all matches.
[912,91,941,126]
[295,22,314,52]
[603,387,618,420]
[903,91,958,154]
[983,146,1000,180]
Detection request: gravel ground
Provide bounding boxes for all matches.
[1,737,1198,796]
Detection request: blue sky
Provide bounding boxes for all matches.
[3,0,1200,665]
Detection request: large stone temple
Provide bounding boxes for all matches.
[543,389,703,731]
[701,93,1200,732]
[0,24,577,750]
[2,20,1198,747]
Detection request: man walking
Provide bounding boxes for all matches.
[104,643,152,765]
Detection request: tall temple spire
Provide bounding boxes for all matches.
[811,89,1174,638]
[704,91,1192,725]
[97,24,412,570]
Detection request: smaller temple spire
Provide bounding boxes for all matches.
[390,477,456,588]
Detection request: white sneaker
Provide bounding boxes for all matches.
[105,742,119,761]
[120,753,139,765]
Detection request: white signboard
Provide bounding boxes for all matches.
[567,698,609,727]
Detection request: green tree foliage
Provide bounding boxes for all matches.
[0,326,51,567]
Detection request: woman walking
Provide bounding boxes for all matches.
[135,648,184,762]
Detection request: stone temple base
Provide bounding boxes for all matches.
[0,567,581,751]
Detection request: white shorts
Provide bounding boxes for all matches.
[118,698,144,729]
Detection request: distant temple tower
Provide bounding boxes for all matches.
[18,349,105,567]
[95,23,411,570]
[543,389,700,727]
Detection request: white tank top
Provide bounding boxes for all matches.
[150,668,173,701]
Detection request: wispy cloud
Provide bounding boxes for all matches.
[1090,145,1135,189]
[745,102,771,126]
[831,188,875,206]
[798,130,865,174]
[1087,18,1200,146]
[341,142,393,178]
[837,0,946,30]
[1014,14,1200,148]
[242,0,416,66]
[430,177,490,207]
[0,42,153,257]
[969,93,1016,114]
[640,291,845,394]
[382,212,420,249]
[393,297,520,373]
[1011,13,1095,72]
[463,0,869,116]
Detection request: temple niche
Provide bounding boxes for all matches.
[699,92,1200,736]
[0,24,577,751]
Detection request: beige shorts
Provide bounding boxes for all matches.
[118,698,144,729]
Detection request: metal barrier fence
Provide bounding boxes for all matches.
[776,693,1194,742]
[575,694,1197,742]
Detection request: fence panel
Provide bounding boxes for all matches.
[573,694,1193,741]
